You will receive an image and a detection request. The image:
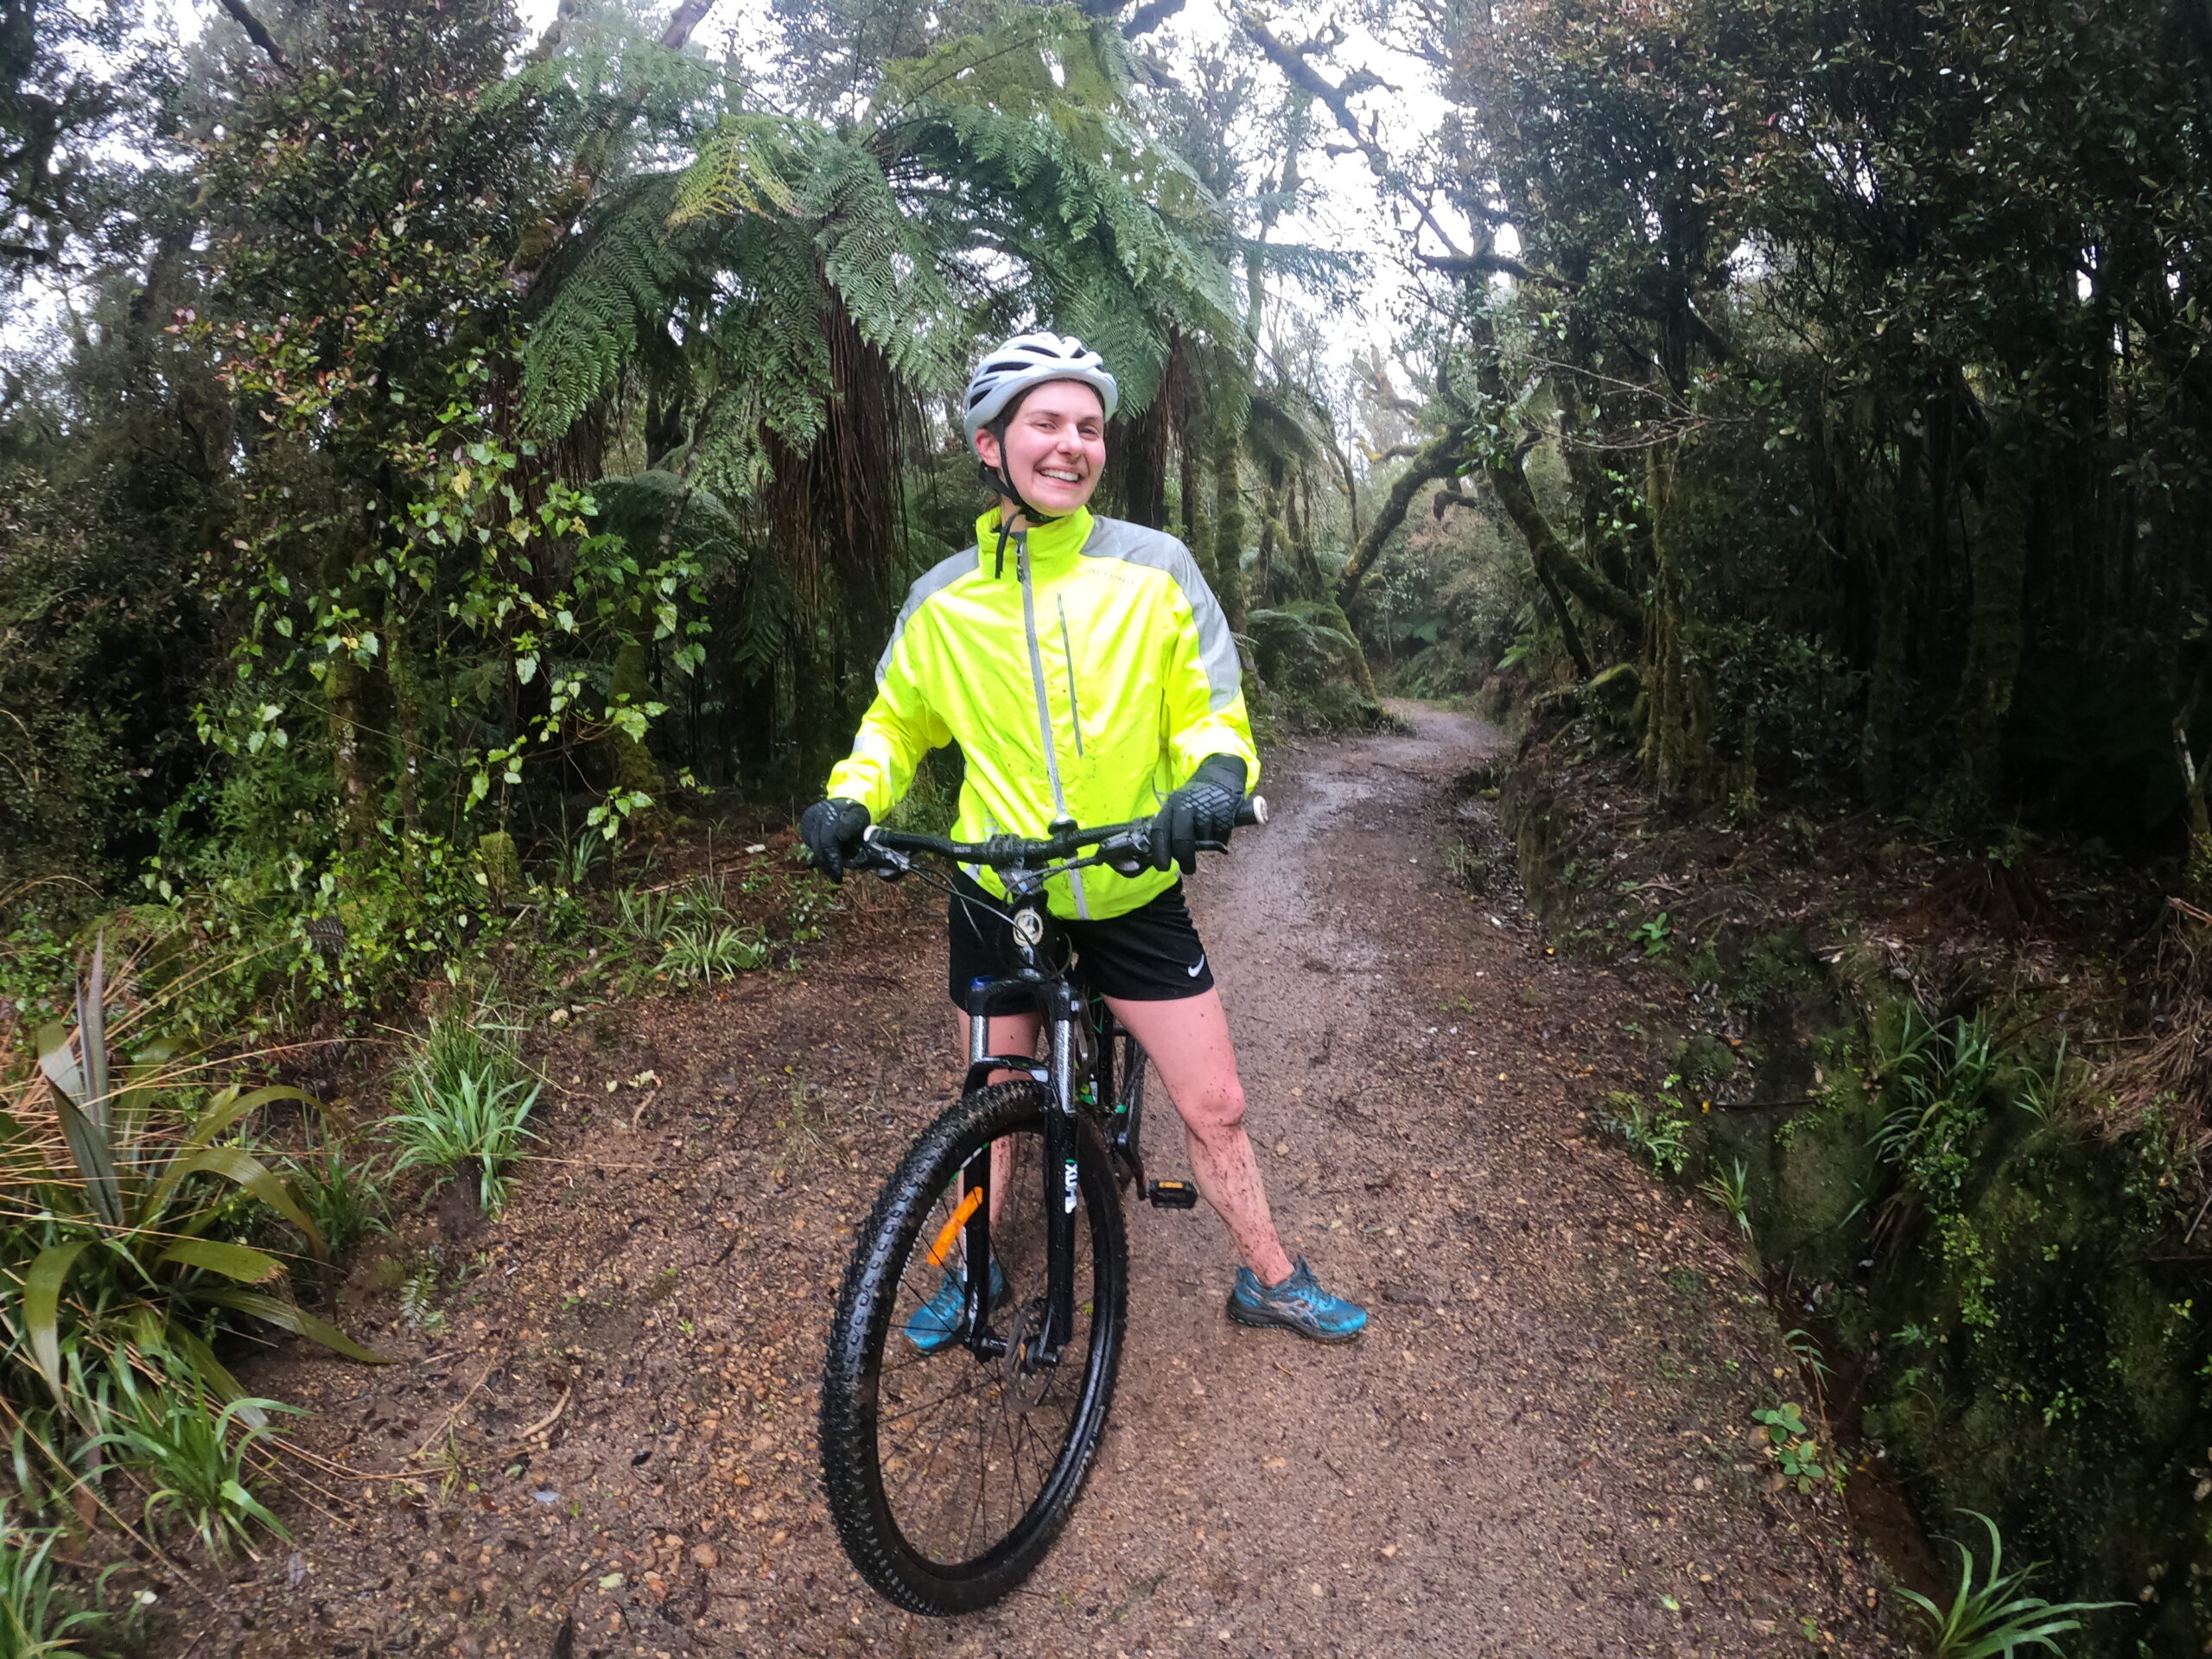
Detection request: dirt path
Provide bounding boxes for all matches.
[211,706,1895,1659]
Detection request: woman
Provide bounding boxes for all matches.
[798,332,1365,1344]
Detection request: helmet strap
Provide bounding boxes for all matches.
[980,415,1060,575]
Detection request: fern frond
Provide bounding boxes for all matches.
[522,175,707,435]
[669,114,805,226]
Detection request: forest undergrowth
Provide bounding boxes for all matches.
[1491,683,2212,1657]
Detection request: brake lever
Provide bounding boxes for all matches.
[860,843,911,880]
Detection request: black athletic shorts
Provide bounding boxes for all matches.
[946,871,1215,1007]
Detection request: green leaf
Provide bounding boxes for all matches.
[147,1146,328,1262]
[22,1241,91,1406]
[157,1239,286,1284]
[165,1322,267,1427]
[205,1290,391,1363]
[42,1074,124,1230]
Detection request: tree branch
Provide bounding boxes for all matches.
[1418,250,1575,292]
[1234,10,1464,259]
[216,0,291,72]
[1484,452,1643,634]
[1122,0,1187,35]
[659,0,715,50]
[1335,424,1467,611]
[529,0,583,62]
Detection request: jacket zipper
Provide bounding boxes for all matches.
[1016,537,1089,918]
[1057,596,1084,758]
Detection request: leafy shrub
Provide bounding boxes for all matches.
[94,1365,296,1559]
[1693,620,1865,801]
[0,1504,99,1656]
[613,886,676,947]
[2,944,383,1459]
[1243,602,1380,728]
[385,996,539,1212]
[1872,1006,1999,1221]
[1600,1090,1688,1175]
[1897,1511,2121,1658]
[658,922,768,984]
[279,1146,389,1264]
[1700,1158,1752,1236]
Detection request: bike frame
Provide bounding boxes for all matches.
[956,878,1122,1373]
[854,798,1255,1374]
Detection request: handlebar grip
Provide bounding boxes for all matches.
[1237,794,1268,828]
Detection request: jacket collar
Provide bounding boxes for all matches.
[976,505,1094,577]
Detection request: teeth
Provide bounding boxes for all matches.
[1041,469,1082,482]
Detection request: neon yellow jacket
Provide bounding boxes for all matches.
[825,505,1259,920]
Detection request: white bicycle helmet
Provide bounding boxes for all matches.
[960,332,1119,448]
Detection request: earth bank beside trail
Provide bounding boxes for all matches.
[199,704,1897,1658]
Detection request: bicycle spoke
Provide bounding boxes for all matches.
[879,1367,994,1429]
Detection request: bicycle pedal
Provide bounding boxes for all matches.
[1147,1179,1199,1210]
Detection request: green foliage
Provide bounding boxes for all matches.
[1873,1006,1999,1219]
[1700,1157,1752,1236]
[658,923,768,985]
[94,1365,297,1560]
[1751,1401,1837,1496]
[0,1505,98,1657]
[397,1266,445,1337]
[1244,603,1379,728]
[1897,1512,2122,1659]
[279,1146,388,1266]
[1601,1091,1688,1176]
[1,943,384,1457]
[385,996,540,1214]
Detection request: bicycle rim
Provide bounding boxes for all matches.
[821,1082,1127,1615]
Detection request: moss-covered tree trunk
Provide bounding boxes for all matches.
[1209,417,1247,631]
[1178,432,1206,572]
[607,637,665,803]
[1640,443,1720,804]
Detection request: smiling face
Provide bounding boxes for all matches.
[975,378,1108,521]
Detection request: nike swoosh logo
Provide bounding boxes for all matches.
[1185,956,1206,977]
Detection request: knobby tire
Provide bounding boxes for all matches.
[820,1081,1128,1615]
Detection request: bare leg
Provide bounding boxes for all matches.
[952,1009,1040,1231]
[1105,991,1294,1287]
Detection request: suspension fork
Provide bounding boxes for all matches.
[1036,976,1082,1367]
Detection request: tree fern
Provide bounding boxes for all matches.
[521,0,1243,486]
[522,175,709,436]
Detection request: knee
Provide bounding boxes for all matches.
[1181,1081,1249,1144]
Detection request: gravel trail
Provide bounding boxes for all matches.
[208,706,1891,1659]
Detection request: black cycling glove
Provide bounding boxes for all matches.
[798,798,872,882]
[1151,754,1247,875]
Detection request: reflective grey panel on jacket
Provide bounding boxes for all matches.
[875,545,981,682]
[1077,518,1242,711]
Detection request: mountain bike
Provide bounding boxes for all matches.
[817,801,1262,1615]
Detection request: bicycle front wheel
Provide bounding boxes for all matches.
[820,1081,1128,1615]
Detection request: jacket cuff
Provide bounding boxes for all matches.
[1191,753,1248,795]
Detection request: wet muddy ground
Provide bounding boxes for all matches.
[193,705,1901,1659]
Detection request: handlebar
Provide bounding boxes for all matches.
[860,795,1267,874]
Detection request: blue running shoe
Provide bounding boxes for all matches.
[1226,1256,1368,1344]
[903,1260,1007,1354]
